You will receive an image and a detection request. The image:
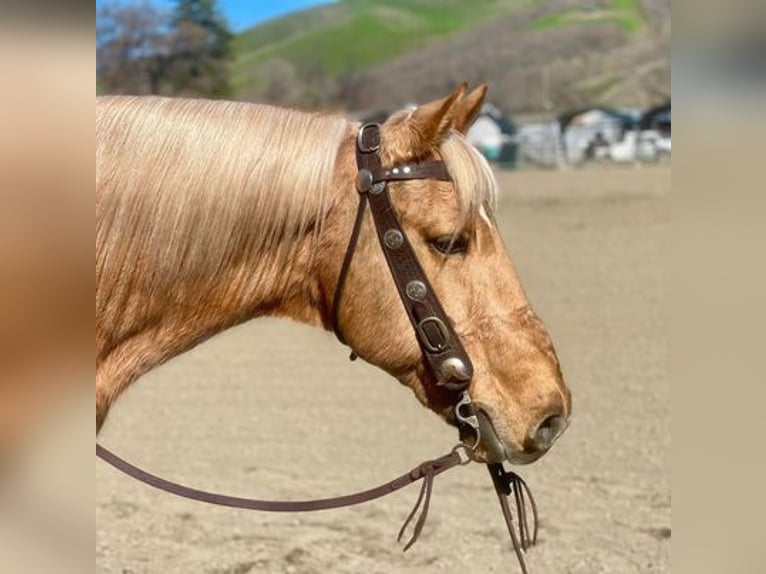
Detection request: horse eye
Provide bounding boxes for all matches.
[429,235,469,256]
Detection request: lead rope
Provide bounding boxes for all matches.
[97,444,538,572]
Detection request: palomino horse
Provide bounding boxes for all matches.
[96,84,571,465]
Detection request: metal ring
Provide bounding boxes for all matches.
[451,443,475,465]
[455,391,481,452]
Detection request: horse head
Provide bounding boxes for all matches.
[320,85,571,463]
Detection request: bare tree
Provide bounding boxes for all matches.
[97,0,233,98]
[97,0,169,95]
[168,0,233,97]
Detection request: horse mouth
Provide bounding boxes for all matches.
[473,409,548,465]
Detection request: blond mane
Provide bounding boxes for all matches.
[96,97,497,336]
[439,130,498,225]
[96,96,349,322]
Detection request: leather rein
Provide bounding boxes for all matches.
[96,123,539,573]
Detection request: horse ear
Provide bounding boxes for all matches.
[392,83,467,156]
[453,84,488,134]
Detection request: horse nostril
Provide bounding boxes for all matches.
[527,414,567,452]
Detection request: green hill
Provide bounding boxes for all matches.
[232,0,668,112]
[232,0,539,95]
[530,0,645,34]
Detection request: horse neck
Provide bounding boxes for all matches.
[99,221,321,381]
[97,101,352,401]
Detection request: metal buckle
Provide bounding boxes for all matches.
[416,316,449,353]
[357,123,381,153]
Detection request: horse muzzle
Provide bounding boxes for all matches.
[467,406,569,465]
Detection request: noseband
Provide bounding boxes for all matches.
[331,122,478,408]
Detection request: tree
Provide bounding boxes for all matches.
[96,0,233,98]
[169,0,233,97]
[96,1,169,95]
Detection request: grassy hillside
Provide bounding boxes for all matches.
[232,0,539,93]
[232,0,669,112]
[530,0,645,34]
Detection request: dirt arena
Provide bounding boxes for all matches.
[97,164,670,573]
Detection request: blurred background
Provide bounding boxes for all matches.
[18,0,766,572]
[96,0,671,168]
[94,2,672,574]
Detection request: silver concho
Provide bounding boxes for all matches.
[355,169,373,193]
[405,280,427,301]
[439,357,470,383]
[383,229,404,249]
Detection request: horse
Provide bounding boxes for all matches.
[96,83,571,465]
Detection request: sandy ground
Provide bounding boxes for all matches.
[97,164,670,573]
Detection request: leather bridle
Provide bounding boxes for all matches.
[331,122,483,446]
[96,122,540,573]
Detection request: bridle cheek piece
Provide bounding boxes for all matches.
[331,123,478,437]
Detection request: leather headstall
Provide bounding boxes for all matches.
[331,123,474,393]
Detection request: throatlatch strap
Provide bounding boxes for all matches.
[330,192,369,345]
